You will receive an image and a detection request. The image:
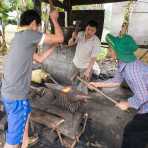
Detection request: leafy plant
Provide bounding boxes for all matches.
[10,0,34,11]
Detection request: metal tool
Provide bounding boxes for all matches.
[77,76,118,105]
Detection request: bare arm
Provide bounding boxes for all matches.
[87,57,96,72]
[84,39,101,80]
[89,81,120,88]
[84,57,96,80]
[33,47,54,63]
[44,10,64,45]
[89,68,123,88]
[68,32,78,46]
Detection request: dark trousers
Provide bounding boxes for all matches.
[121,113,148,148]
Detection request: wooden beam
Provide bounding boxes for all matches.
[63,0,72,25]
[0,102,3,112]
[31,108,64,129]
[33,0,41,14]
[39,0,137,9]
[70,0,137,6]
[42,0,64,8]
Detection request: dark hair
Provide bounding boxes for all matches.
[86,20,98,29]
[20,9,41,26]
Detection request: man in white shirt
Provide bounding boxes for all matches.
[68,20,101,93]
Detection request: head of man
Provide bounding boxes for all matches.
[108,47,117,59]
[20,9,41,31]
[85,20,98,39]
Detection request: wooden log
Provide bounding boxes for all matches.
[58,113,88,148]
[42,128,58,144]
[0,131,5,147]
[62,136,77,148]
[29,83,136,148]
[32,104,84,140]
[0,115,6,131]
[30,85,88,140]
[58,112,83,140]
[0,102,4,112]
[30,108,64,130]
[31,100,85,140]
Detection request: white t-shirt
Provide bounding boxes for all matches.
[73,31,101,69]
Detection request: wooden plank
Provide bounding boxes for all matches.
[0,115,6,131]
[31,103,83,140]
[58,112,83,139]
[0,131,5,147]
[59,113,88,148]
[70,0,137,6]
[42,128,58,143]
[42,0,137,8]
[30,108,64,130]
[42,0,64,8]
[0,102,4,112]
[30,85,87,139]
[62,136,77,148]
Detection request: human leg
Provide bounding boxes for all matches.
[21,114,30,148]
[121,113,148,148]
[2,98,31,148]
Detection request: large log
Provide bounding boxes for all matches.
[29,84,135,148]
[0,114,6,131]
[30,108,64,130]
[0,131,5,147]
[30,85,87,140]
[0,102,3,112]
[30,88,87,140]
[58,112,83,139]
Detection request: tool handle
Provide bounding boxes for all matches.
[48,0,55,11]
[77,76,118,105]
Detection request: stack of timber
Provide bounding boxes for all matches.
[29,83,88,148]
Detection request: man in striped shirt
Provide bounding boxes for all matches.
[89,22,148,148]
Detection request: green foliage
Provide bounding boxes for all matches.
[0,1,12,25]
[123,0,134,25]
[11,0,34,11]
[96,48,108,61]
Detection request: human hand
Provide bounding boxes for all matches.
[84,69,91,81]
[50,10,59,21]
[115,101,129,111]
[72,32,78,40]
[88,82,97,90]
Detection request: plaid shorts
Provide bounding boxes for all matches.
[2,98,32,145]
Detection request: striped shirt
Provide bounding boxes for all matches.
[107,60,148,113]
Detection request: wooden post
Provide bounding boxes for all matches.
[33,0,41,15]
[64,0,72,26]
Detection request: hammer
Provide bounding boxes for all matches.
[48,0,55,11]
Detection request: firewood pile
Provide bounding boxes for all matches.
[0,77,136,148]
[0,83,89,148]
[29,83,89,148]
